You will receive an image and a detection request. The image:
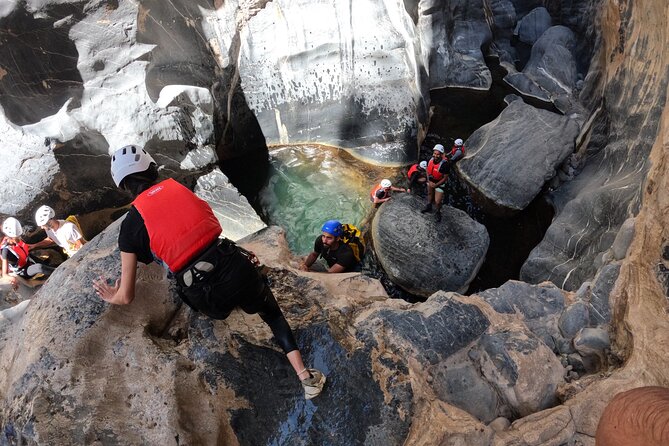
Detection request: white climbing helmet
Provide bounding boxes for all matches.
[454,138,464,146]
[380,179,392,188]
[2,217,23,238]
[419,161,428,169]
[35,205,55,226]
[433,144,445,153]
[110,144,156,187]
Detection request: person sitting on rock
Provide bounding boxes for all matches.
[301,220,359,273]
[92,145,326,400]
[406,160,428,194]
[1,217,54,290]
[421,144,450,222]
[370,179,406,208]
[31,205,85,257]
[447,138,466,163]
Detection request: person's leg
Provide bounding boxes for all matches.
[434,189,444,221]
[26,263,54,278]
[244,282,326,398]
[422,184,434,213]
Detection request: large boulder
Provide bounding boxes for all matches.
[371,194,489,296]
[456,99,580,212]
[505,26,578,109]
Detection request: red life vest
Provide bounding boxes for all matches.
[370,184,390,202]
[449,144,465,160]
[3,240,30,268]
[407,164,420,179]
[427,158,446,181]
[133,178,222,273]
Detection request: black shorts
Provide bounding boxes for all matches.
[175,240,267,320]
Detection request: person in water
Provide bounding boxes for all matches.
[370,179,406,207]
[92,145,325,400]
[301,220,359,273]
[1,217,54,290]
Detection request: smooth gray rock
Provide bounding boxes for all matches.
[505,25,578,110]
[433,360,502,423]
[573,327,610,367]
[478,281,566,351]
[457,100,580,211]
[372,194,489,296]
[611,217,635,260]
[472,329,565,417]
[588,263,620,326]
[558,301,590,339]
[514,7,552,45]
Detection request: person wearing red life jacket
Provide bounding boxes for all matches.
[421,144,450,222]
[447,138,465,163]
[406,160,428,194]
[92,145,325,400]
[370,179,406,208]
[1,217,54,290]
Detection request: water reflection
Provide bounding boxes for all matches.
[258,145,397,254]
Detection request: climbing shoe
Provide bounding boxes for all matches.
[301,368,326,400]
[435,211,442,222]
[420,203,433,214]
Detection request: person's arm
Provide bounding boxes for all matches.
[327,263,347,273]
[302,251,319,271]
[1,257,7,277]
[93,252,138,305]
[372,195,391,204]
[71,239,84,252]
[28,237,56,250]
[391,186,407,193]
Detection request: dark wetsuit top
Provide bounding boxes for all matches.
[313,235,357,272]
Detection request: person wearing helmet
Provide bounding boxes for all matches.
[421,144,450,222]
[406,160,428,194]
[31,205,85,257]
[92,145,325,400]
[1,217,54,290]
[301,220,359,273]
[370,178,406,207]
[447,138,466,163]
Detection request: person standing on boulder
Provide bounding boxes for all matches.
[370,179,406,208]
[301,220,359,273]
[421,144,450,222]
[92,145,326,400]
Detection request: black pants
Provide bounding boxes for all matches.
[177,242,298,353]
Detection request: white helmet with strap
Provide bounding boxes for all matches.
[110,145,156,187]
[454,138,464,146]
[35,205,56,226]
[380,179,392,188]
[2,217,23,237]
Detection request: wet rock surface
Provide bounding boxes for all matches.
[371,194,489,296]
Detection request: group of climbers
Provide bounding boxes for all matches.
[1,206,86,290]
[416,138,466,222]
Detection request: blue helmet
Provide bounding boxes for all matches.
[321,220,343,237]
